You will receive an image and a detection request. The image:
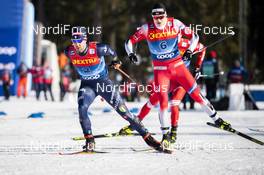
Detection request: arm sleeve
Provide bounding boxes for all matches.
[194,43,206,69]
[97,43,117,59]
[125,25,147,55]
[175,19,199,52]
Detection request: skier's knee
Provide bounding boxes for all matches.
[170,100,181,107]
[159,96,169,110]
[189,87,205,104]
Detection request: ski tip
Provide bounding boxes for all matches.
[206,122,215,126]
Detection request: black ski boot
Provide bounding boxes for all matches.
[170,126,178,144]
[83,135,95,152]
[161,132,172,149]
[214,118,231,130]
[119,125,134,135]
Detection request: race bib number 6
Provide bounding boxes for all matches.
[160,41,167,50]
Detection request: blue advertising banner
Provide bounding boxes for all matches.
[0,0,23,96]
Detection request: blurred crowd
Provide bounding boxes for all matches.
[0,50,248,106]
[0,53,72,101]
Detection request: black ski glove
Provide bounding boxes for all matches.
[128,53,138,64]
[109,60,122,69]
[182,49,193,61]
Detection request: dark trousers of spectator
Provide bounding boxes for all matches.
[182,94,194,109]
[3,82,10,100]
[35,83,45,100]
[59,82,67,101]
[44,83,54,101]
[205,80,217,101]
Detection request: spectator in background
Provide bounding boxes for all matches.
[227,59,247,84]
[1,68,12,100]
[227,59,248,110]
[58,52,68,70]
[182,94,195,110]
[202,50,219,101]
[59,68,71,101]
[29,63,45,100]
[43,65,54,101]
[16,62,28,98]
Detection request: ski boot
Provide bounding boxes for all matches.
[170,126,178,144]
[214,118,231,130]
[119,125,134,136]
[161,132,172,149]
[83,135,95,152]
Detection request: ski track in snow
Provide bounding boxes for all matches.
[0,96,264,175]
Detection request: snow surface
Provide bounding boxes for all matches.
[0,95,264,175]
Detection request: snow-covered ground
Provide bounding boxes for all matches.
[0,95,264,175]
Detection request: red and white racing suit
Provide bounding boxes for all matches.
[125,17,219,134]
[137,38,206,128]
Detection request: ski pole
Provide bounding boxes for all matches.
[192,33,235,55]
[112,64,136,83]
[200,71,224,77]
[197,71,224,79]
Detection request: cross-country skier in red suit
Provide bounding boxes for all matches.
[123,3,231,148]
[120,38,206,144]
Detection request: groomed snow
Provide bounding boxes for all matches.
[0,95,264,175]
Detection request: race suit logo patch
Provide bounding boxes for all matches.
[119,105,127,113]
[148,30,177,40]
[71,57,100,66]
[89,49,95,54]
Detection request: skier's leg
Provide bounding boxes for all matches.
[170,86,186,127]
[170,86,186,143]
[96,78,162,149]
[154,70,170,135]
[119,92,160,135]
[96,78,149,136]
[78,85,97,152]
[173,64,230,128]
[78,86,96,138]
[138,92,159,121]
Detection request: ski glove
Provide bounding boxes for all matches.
[128,53,138,64]
[194,68,201,80]
[109,60,122,69]
[182,50,193,61]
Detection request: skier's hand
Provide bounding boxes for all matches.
[128,53,138,64]
[182,49,192,61]
[194,68,201,80]
[109,60,122,69]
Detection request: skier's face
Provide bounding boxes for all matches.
[72,40,87,53]
[153,15,167,29]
